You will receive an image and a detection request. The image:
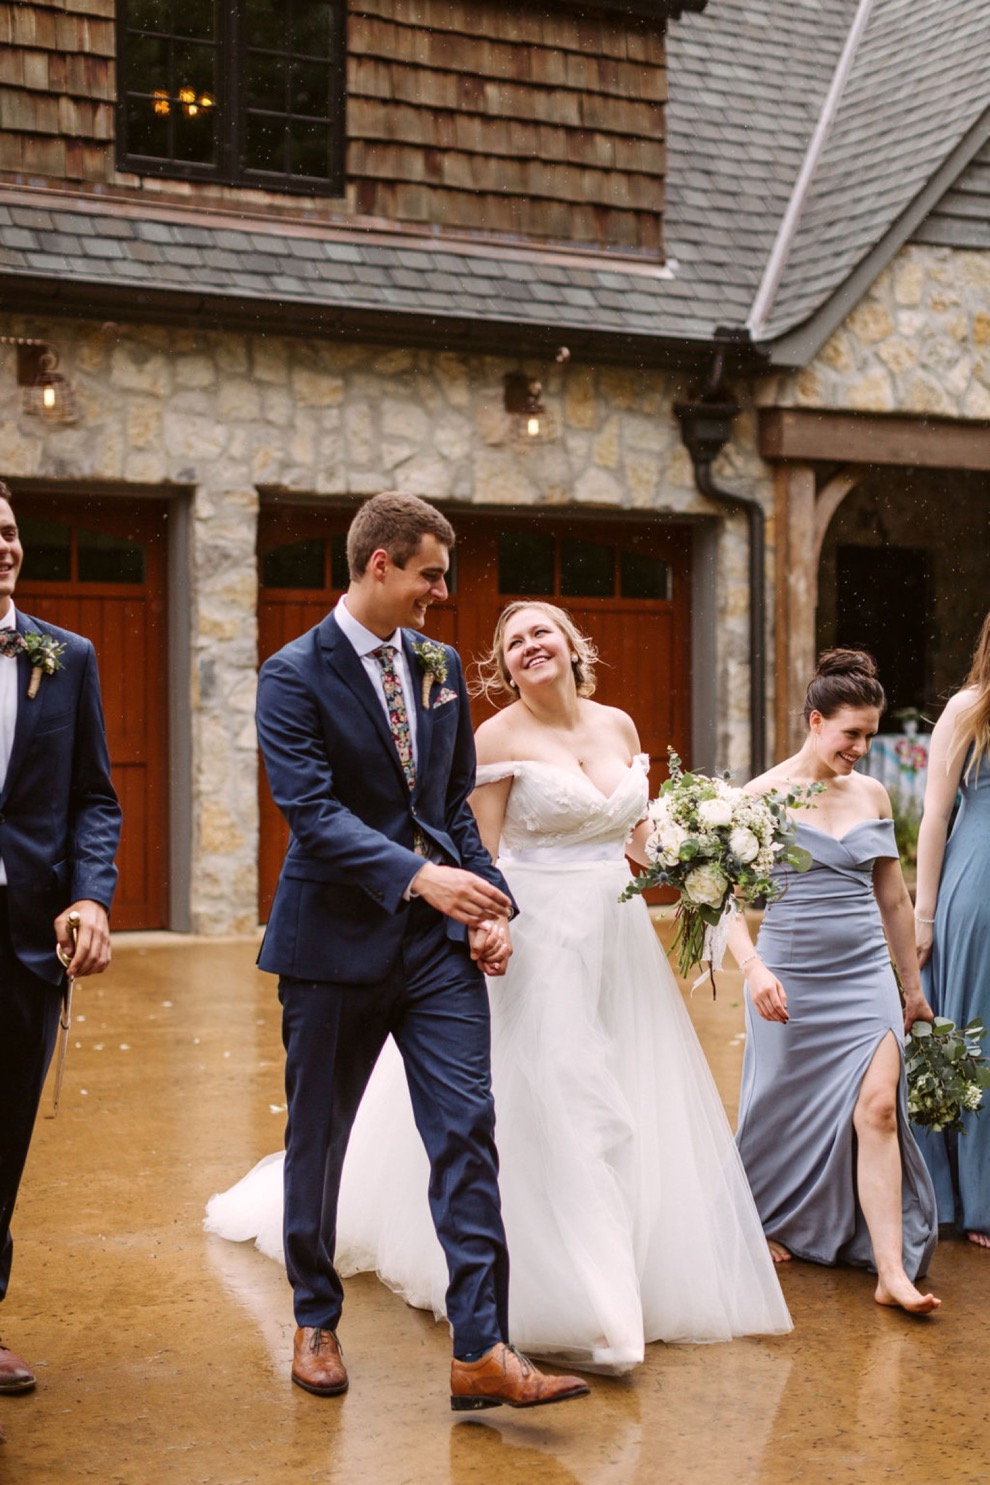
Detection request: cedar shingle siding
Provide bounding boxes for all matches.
[0,0,667,258]
[347,0,666,253]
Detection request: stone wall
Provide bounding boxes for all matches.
[0,313,760,931]
[766,242,990,418]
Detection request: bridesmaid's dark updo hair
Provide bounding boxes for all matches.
[802,648,886,725]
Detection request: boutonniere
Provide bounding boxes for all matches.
[23,631,66,699]
[412,639,448,709]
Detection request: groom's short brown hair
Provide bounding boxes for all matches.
[347,493,455,580]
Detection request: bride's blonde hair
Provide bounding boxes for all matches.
[471,601,598,704]
[952,609,990,783]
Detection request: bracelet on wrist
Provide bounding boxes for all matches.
[738,952,761,971]
[914,914,935,926]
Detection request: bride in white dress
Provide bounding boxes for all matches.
[207,602,791,1371]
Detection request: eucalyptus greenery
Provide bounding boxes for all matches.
[905,1017,990,1134]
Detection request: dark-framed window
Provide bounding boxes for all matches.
[116,0,346,195]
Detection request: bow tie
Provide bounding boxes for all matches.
[0,632,25,659]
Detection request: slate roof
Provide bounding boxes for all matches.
[1,0,989,367]
[662,0,856,337]
[755,0,990,343]
[0,190,700,365]
[915,139,990,251]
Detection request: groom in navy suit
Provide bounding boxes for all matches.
[0,482,121,1400]
[257,494,587,1410]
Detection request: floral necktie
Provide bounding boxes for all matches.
[372,644,415,789]
[0,632,25,658]
[373,645,429,857]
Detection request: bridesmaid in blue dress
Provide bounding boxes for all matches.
[727,650,940,1313]
[915,609,990,1245]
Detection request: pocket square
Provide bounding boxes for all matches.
[432,687,458,708]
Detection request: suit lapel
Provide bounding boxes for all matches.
[319,612,409,791]
[402,631,435,792]
[1,611,47,803]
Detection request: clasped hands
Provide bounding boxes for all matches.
[411,862,513,977]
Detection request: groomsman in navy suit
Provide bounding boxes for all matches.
[257,493,588,1410]
[0,481,121,1398]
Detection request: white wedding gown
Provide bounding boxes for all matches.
[206,756,791,1370]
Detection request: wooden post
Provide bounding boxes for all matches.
[774,463,817,758]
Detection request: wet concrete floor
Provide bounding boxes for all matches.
[0,924,986,1484]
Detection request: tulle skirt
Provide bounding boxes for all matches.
[206,858,791,1370]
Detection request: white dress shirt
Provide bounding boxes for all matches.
[334,595,419,764]
[0,603,19,885]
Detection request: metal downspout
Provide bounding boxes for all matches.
[675,342,767,777]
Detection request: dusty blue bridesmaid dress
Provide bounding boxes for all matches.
[919,761,990,1233]
[736,818,938,1278]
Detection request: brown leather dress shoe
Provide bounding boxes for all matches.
[291,1326,348,1397]
[0,1342,35,1394]
[450,1343,590,1411]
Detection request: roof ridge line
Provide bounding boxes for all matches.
[745,0,877,340]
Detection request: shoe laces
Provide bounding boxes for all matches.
[309,1327,341,1355]
[504,1343,533,1377]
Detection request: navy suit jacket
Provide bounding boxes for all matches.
[0,611,121,985]
[257,611,511,984]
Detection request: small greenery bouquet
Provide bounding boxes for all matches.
[905,1017,990,1134]
[621,749,823,988]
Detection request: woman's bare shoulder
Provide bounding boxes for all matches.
[742,762,801,797]
[474,706,521,764]
[583,700,639,746]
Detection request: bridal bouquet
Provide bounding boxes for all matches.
[620,750,822,989]
[905,1017,990,1133]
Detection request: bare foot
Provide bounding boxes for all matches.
[966,1231,990,1248]
[768,1240,791,1264]
[875,1274,941,1314]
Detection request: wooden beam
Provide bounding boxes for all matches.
[760,407,990,471]
[774,463,818,759]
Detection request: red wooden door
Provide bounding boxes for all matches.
[257,508,691,920]
[15,498,169,930]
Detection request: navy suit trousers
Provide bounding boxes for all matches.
[279,899,510,1356]
[0,893,63,1301]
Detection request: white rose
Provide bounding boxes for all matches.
[698,798,733,828]
[658,823,688,864]
[648,798,672,829]
[684,863,729,907]
[729,826,760,863]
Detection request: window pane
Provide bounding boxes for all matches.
[262,538,325,589]
[127,0,172,29]
[174,0,216,39]
[620,551,671,600]
[498,531,554,595]
[78,530,145,585]
[129,33,170,76]
[293,3,332,55]
[174,41,215,96]
[329,534,348,589]
[560,538,613,597]
[246,51,287,113]
[291,60,331,116]
[19,518,70,582]
[125,95,171,157]
[246,113,286,173]
[245,0,284,52]
[289,121,330,178]
[174,103,217,164]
